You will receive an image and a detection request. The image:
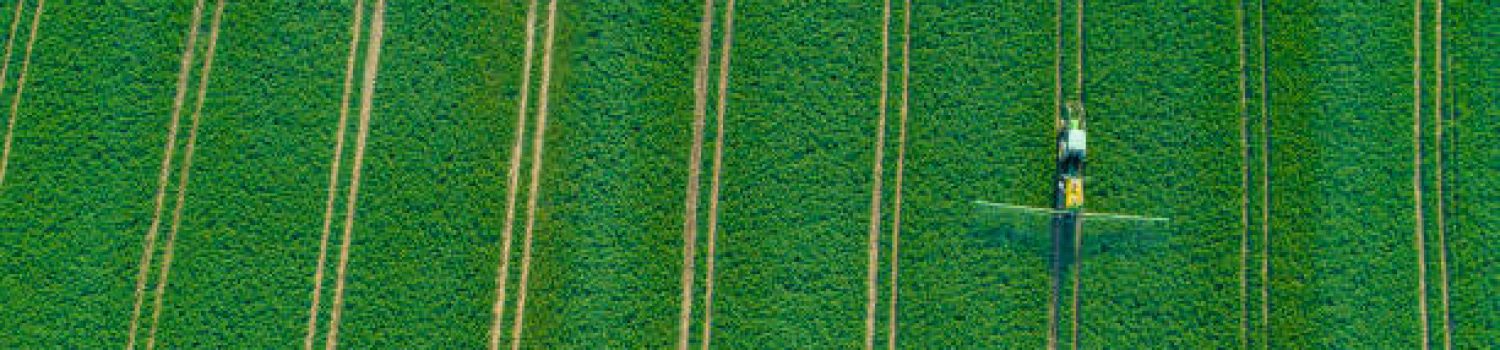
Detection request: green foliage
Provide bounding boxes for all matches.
[708,1,883,348]
[0,1,1492,348]
[519,0,697,348]
[897,1,1054,348]
[1265,2,1423,347]
[1081,0,1243,347]
[1444,1,1499,348]
[0,2,198,348]
[330,1,520,348]
[149,1,365,348]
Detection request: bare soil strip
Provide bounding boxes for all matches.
[1236,1,1251,348]
[1048,1,1062,348]
[488,0,540,349]
[1074,0,1084,100]
[1070,218,1082,350]
[678,0,715,348]
[1411,2,1430,349]
[699,0,737,348]
[1071,1,1085,347]
[305,1,365,348]
[1257,0,1271,346]
[143,2,224,348]
[127,1,205,347]
[885,1,910,348]
[1432,3,1451,349]
[323,0,386,347]
[509,1,557,348]
[864,1,892,349]
[0,0,30,186]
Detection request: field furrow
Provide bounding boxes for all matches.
[1265,2,1425,347]
[1445,1,1498,348]
[510,1,699,348]
[140,2,363,348]
[710,1,882,347]
[328,2,522,348]
[1081,1,1242,347]
[0,2,199,348]
[895,1,1053,347]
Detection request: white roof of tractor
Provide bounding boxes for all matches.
[1064,128,1086,154]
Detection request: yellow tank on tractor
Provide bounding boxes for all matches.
[1063,178,1084,209]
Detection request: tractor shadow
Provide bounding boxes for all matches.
[968,205,1172,262]
[1077,221,1172,259]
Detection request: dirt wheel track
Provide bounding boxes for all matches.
[885,0,910,348]
[0,0,31,186]
[863,0,893,348]
[1431,2,1452,348]
[1256,0,1272,347]
[1410,1,1431,348]
[677,0,716,348]
[699,0,738,348]
[127,1,206,347]
[143,2,224,349]
[508,1,559,348]
[304,0,366,348]
[322,0,387,348]
[487,0,540,349]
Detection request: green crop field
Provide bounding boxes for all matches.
[0,1,1492,349]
